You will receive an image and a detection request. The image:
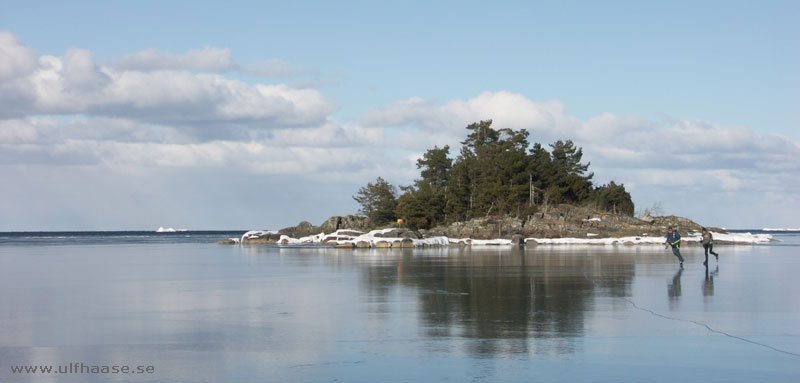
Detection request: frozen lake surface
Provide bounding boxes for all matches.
[1,231,798,382]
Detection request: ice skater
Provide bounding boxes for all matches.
[665,226,684,267]
[701,227,719,266]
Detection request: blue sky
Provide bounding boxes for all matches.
[1,1,798,230]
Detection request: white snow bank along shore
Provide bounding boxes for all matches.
[240,230,279,242]
[762,228,800,232]
[232,230,773,247]
[707,232,773,243]
[528,231,773,245]
[277,229,450,247]
[449,238,513,246]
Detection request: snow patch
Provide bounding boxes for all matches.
[156,227,187,232]
[240,230,278,242]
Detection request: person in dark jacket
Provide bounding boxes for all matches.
[665,226,684,266]
[701,227,719,266]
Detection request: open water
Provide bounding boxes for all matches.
[1,230,798,382]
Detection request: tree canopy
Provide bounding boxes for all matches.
[352,177,397,226]
[353,120,635,229]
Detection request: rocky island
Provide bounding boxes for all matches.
[219,204,772,247]
[221,121,774,248]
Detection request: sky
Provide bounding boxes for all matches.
[1,0,798,231]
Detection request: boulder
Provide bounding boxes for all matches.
[356,241,371,248]
[400,230,422,239]
[320,215,371,233]
[241,231,282,244]
[375,241,392,248]
[637,212,655,223]
[279,221,322,238]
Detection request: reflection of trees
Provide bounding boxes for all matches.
[359,248,635,357]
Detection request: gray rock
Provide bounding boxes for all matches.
[241,232,282,244]
[400,230,421,239]
[279,221,321,238]
[637,212,655,223]
[320,215,371,233]
[430,205,721,239]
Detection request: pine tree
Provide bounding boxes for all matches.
[364,121,637,229]
[591,181,635,216]
[352,177,398,225]
[417,146,452,188]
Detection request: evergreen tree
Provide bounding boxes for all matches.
[456,120,532,217]
[395,183,444,230]
[548,140,594,204]
[591,181,635,216]
[360,120,638,229]
[352,177,397,225]
[528,143,554,206]
[444,151,474,222]
[416,145,452,188]
[394,146,453,229]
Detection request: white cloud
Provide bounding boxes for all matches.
[0,31,38,82]
[0,32,335,131]
[113,47,314,79]
[113,46,237,72]
[361,91,582,140]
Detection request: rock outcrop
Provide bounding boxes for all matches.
[319,215,371,233]
[223,205,749,247]
[423,204,724,239]
[278,221,321,238]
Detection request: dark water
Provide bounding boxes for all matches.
[1,232,798,382]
